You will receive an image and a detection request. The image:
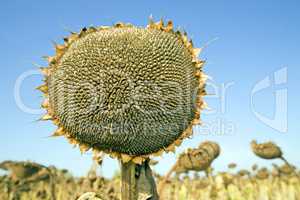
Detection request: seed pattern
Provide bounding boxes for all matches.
[38,19,207,163]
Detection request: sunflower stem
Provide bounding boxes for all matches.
[121,161,137,200]
[280,156,300,179]
[121,160,159,200]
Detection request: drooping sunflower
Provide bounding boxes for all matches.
[251,140,283,159]
[38,18,207,164]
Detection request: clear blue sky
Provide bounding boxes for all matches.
[0,0,299,177]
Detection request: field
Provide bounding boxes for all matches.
[1,161,299,200]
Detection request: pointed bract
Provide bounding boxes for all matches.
[152,149,164,157]
[68,137,78,145]
[39,67,50,76]
[166,144,176,153]
[52,127,65,137]
[121,154,132,163]
[132,157,145,165]
[36,85,48,93]
[43,56,56,64]
[174,139,183,146]
[79,143,90,153]
[55,44,65,55]
[41,99,49,108]
[41,114,53,121]
[165,21,173,32]
[193,48,202,57]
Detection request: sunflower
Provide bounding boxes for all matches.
[38,18,207,164]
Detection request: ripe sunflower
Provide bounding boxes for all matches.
[38,19,207,164]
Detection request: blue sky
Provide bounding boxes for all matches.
[0,0,299,177]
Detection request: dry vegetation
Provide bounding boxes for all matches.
[1,141,299,200]
[0,160,299,200]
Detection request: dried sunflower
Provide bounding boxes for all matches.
[38,19,207,164]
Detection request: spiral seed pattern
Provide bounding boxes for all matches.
[47,27,199,155]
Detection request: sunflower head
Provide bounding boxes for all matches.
[38,19,207,164]
[174,141,220,173]
[251,140,282,160]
